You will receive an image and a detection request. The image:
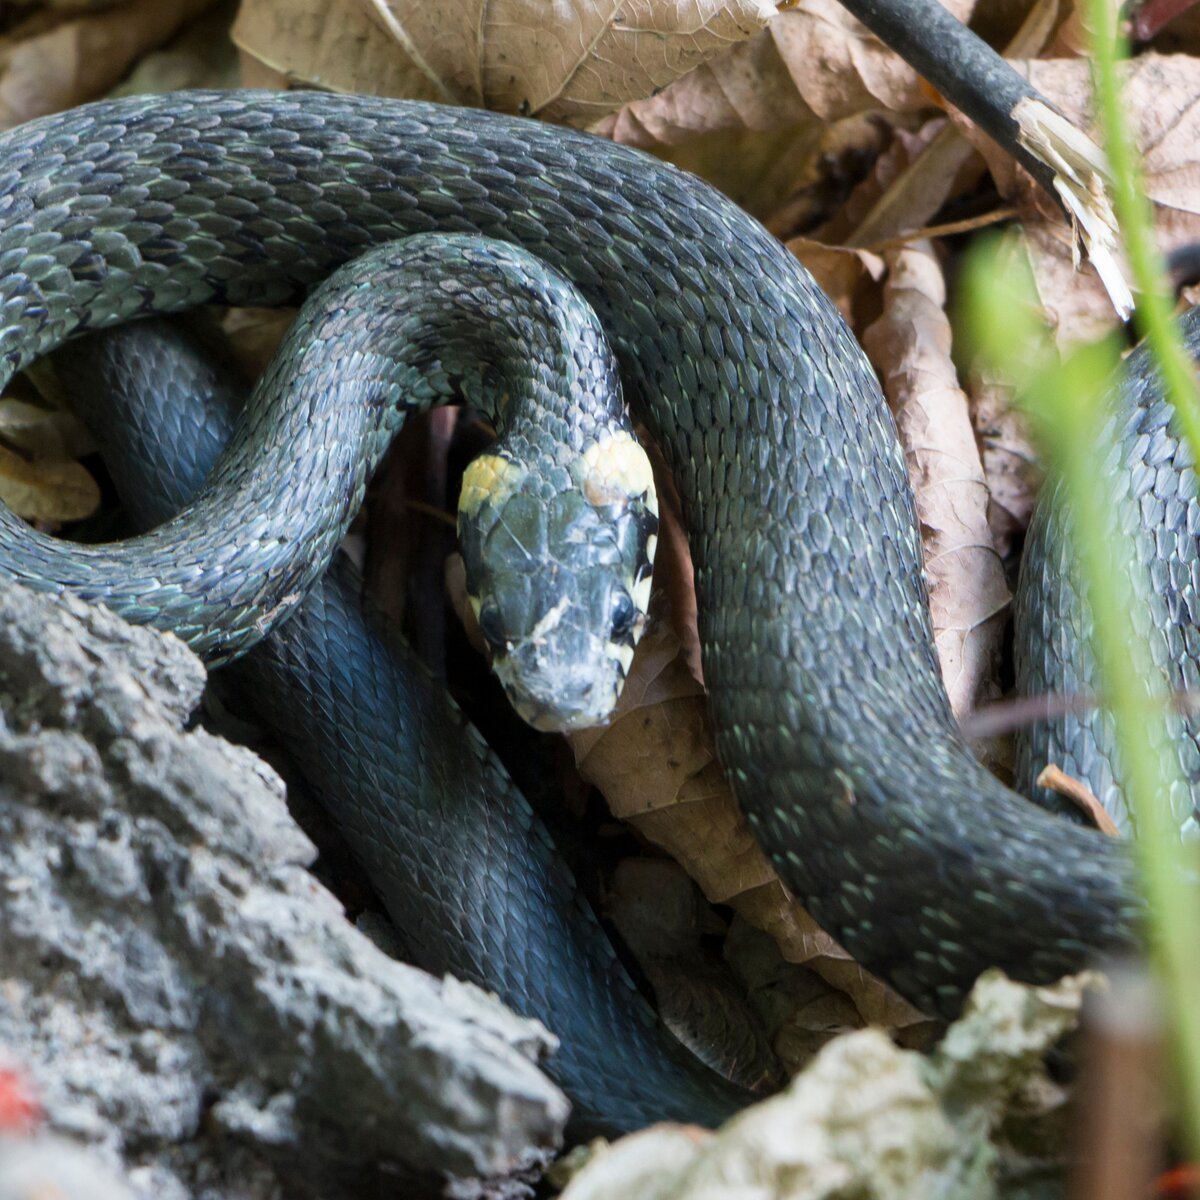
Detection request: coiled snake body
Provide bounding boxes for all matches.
[0,90,1157,1127]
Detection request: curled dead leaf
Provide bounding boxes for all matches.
[860,242,1009,726]
[767,0,1057,248]
[949,53,1200,572]
[1035,764,1121,835]
[109,0,239,95]
[369,0,775,123]
[0,443,99,523]
[969,366,1040,565]
[608,859,783,1090]
[0,398,93,462]
[781,118,980,323]
[784,239,884,324]
[221,308,296,380]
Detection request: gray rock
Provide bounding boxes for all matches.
[0,581,568,1198]
[0,1132,136,1200]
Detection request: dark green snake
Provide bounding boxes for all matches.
[1015,308,1200,837]
[51,247,738,1138]
[0,88,1174,1132]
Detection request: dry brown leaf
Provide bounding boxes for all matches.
[231,0,446,101]
[594,19,813,147]
[235,0,773,123]
[842,123,982,247]
[970,367,1040,564]
[954,53,1200,565]
[0,444,98,523]
[15,1,126,9]
[652,468,703,680]
[1036,764,1120,835]
[367,0,775,122]
[594,0,974,149]
[812,119,951,244]
[0,398,93,462]
[221,307,295,380]
[1148,0,1200,50]
[0,0,218,127]
[765,0,1056,245]
[861,244,1009,723]
[607,859,783,1089]
[1134,0,1200,42]
[778,123,949,325]
[778,120,963,325]
[769,0,977,120]
[109,0,239,95]
[783,239,883,324]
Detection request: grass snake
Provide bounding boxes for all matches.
[0,87,1180,1125]
[51,248,741,1138]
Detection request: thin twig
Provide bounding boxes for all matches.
[961,688,1200,739]
[837,0,1134,313]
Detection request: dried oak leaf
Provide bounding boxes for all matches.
[372,0,776,123]
[221,308,296,380]
[861,243,1009,724]
[762,0,1056,244]
[783,239,883,325]
[108,0,239,96]
[947,54,1200,563]
[234,0,775,123]
[808,117,949,242]
[0,390,98,524]
[781,120,957,324]
[17,1,128,10]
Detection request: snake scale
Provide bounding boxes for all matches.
[0,88,1177,1129]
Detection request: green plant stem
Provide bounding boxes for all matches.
[964,217,1200,1151]
[1030,349,1200,1157]
[1084,0,1200,459]
[1081,0,1200,1151]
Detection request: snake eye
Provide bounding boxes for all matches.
[477,600,506,649]
[609,589,638,641]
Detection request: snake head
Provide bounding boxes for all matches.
[458,431,658,732]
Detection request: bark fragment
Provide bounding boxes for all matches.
[0,580,567,1199]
